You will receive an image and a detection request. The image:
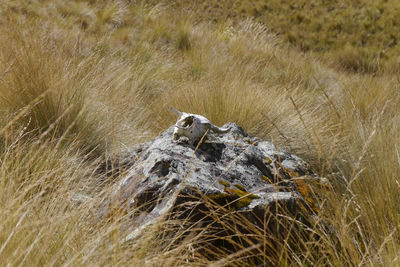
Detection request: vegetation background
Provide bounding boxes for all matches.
[0,0,399,265]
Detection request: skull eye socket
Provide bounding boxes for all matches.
[180,116,194,127]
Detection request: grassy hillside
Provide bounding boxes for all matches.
[0,0,399,265]
[156,0,400,74]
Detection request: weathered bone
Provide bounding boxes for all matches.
[170,106,182,117]
[170,107,230,144]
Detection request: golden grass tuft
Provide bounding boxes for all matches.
[0,17,109,156]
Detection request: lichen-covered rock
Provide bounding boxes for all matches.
[110,123,320,241]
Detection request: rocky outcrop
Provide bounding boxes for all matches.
[106,123,323,245]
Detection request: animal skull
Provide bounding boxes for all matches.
[170,107,230,144]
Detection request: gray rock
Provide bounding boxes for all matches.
[109,123,317,242]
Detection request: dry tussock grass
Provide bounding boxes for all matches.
[0,1,399,266]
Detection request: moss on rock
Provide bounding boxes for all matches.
[233,184,247,191]
[207,188,260,210]
[218,180,231,187]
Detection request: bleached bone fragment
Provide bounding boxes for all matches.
[170,107,230,144]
